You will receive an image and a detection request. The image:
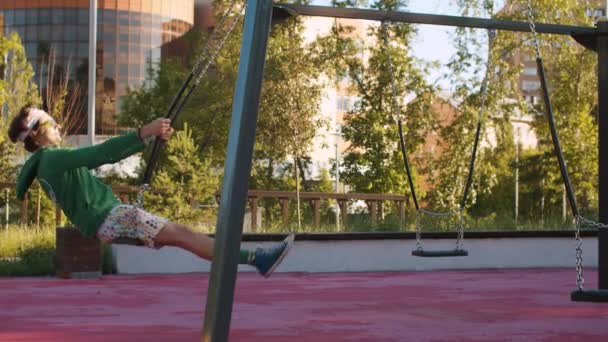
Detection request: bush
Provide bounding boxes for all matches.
[0,225,55,276]
[0,225,115,277]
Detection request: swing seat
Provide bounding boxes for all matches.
[112,237,145,246]
[411,249,468,257]
[571,289,608,303]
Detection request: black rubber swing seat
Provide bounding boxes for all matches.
[112,237,145,246]
[571,289,608,303]
[411,249,468,257]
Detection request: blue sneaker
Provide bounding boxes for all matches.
[253,234,294,278]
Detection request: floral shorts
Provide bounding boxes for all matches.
[97,204,169,248]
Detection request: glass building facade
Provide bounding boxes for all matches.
[0,0,194,134]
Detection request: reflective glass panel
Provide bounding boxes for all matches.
[52,9,64,25]
[39,9,51,25]
[25,9,38,25]
[14,9,25,25]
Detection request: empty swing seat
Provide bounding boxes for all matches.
[411,249,469,257]
[571,289,608,303]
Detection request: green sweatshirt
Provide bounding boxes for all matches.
[15,132,145,238]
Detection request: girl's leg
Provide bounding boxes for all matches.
[152,221,294,278]
[99,205,291,277]
[153,222,215,260]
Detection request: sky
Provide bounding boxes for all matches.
[309,0,506,90]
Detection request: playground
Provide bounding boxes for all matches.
[2,269,607,342]
[3,0,608,341]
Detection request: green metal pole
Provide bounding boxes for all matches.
[201,0,274,340]
[597,19,608,289]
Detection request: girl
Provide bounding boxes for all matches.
[8,106,293,277]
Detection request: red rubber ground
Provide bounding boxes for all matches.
[1,269,607,341]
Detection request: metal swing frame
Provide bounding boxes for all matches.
[202,2,608,340]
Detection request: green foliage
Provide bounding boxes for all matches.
[0,32,40,183]
[23,184,60,228]
[0,122,16,183]
[119,8,324,212]
[117,27,237,167]
[144,124,218,224]
[0,225,115,276]
[253,15,325,192]
[315,0,436,201]
[0,32,40,119]
[0,225,55,276]
[435,0,598,227]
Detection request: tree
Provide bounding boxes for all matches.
[316,0,436,202]
[252,14,325,190]
[117,26,237,168]
[451,0,599,225]
[0,32,40,122]
[117,3,325,229]
[144,123,219,224]
[0,32,39,183]
[39,48,87,136]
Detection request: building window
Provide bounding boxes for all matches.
[5,10,14,26]
[586,8,605,18]
[523,53,535,62]
[78,43,89,58]
[118,11,129,26]
[14,9,25,25]
[25,9,38,25]
[104,63,115,79]
[51,27,64,41]
[337,95,360,112]
[52,43,63,58]
[103,28,116,42]
[524,95,537,104]
[78,9,88,25]
[64,42,77,58]
[78,26,89,41]
[337,96,351,111]
[65,8,78,24]
[51,8,65,25]
[64,25,78,40]
[522,67,537,76]
[25,26,38,41]
[39,9,51,25]
[103,11,116,24]
[522,80,541,91]
[39,27,51,42]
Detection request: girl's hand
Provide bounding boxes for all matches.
[140,119,174,140]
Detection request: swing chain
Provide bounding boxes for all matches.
[381,21,404,124]
[189,0,242,81]
[415,210,423,251]
[194,4,246,86]
[138,2,243,201]
[415,208,465,251]
[574,215,608,291]
[456,210,465,251]
[476,29,496,124]
[577,215,608,229]
[574,216,585,291]
[134,183,150,209]
[525,0,542,60]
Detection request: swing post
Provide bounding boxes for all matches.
[596,19,608,289]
